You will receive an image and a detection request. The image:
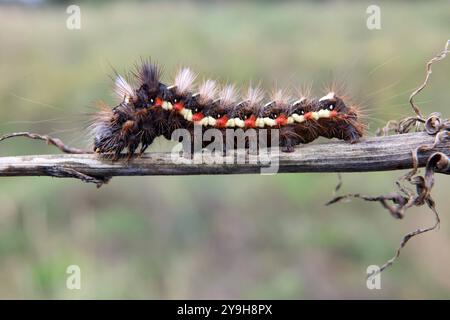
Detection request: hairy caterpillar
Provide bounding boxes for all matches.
[91,60,364,159]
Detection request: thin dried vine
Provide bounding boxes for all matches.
[330,40,450,278]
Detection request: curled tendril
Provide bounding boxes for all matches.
[331,40,450,276]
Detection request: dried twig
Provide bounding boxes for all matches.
[0,132,91,154]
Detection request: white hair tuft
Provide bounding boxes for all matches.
[114,75,134,101]
[271,89,290,106]
[219,84,238,107]
[174,68,197,95]
[198,79,217,104]
[245,86,264,107]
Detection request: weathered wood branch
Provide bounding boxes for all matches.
[0,132,448,183]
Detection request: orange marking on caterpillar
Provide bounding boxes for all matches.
[192,112,204,122]
[215,116,228,128]
[173,102,184,111]
[245,115,256,128]
[154,97,163,107]
[275,114,288,126]
[304,112,313,120]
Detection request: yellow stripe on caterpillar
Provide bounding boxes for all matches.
[311,112,320,121]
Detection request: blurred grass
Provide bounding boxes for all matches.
[0,0,449,299]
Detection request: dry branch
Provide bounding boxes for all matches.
[0,132,448,183]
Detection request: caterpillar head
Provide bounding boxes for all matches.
[317,92,349,115]
[317,92,363,142]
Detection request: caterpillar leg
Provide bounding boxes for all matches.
[280,138,296,153]
[343,123,362,143]
[139,128,157,155]
[278,127,299,153]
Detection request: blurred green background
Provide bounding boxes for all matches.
[0,0,449,299]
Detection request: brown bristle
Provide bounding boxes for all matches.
[134,59,162,89]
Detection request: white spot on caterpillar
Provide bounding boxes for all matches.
[234,118,245,128]
[287,116,294,124]
[255,118,265,128]
[311,112,320,120]
[318,109,331,118]
[162,101,173,110]
[207,116,216,126]
[199,117,209,126]
[263,117,277,127]
[226,119,236,127]
[292,114,305,123]
[319,92,335,102]
[186,110,193,122]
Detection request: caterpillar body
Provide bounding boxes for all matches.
[92,61,364,159]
